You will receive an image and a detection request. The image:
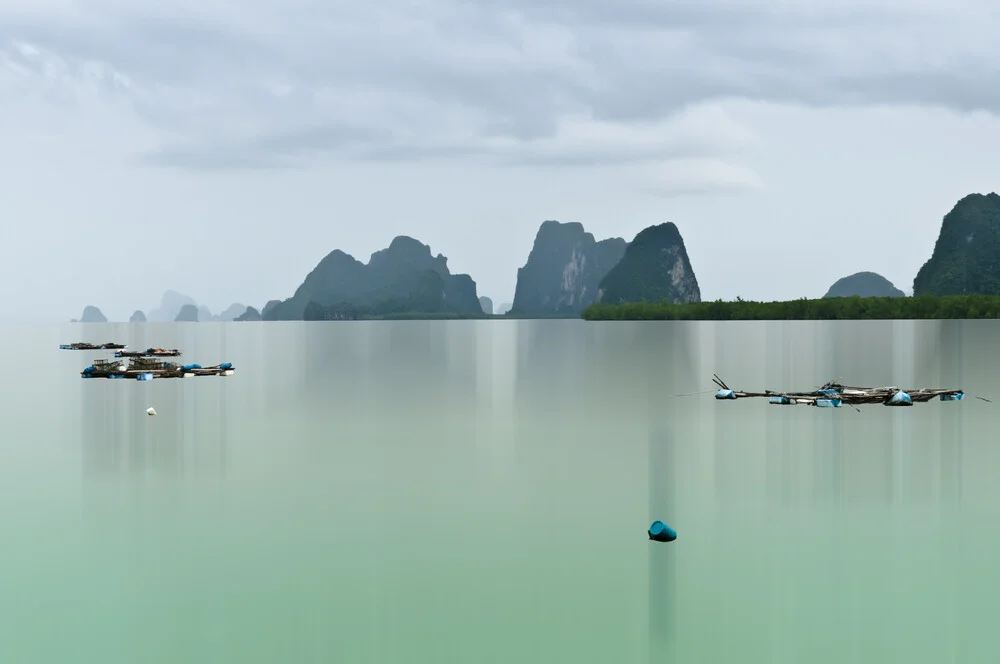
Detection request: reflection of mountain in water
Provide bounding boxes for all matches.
[298,321,478,419]
[514,319,698,419]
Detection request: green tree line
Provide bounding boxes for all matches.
[580,294,1000,321]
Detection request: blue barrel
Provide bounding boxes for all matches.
[219,362,232,370]
[815,398,842,408]
[940,393,964,401]
[648,520,677,542]
[885,390,913,406]
[180,364,202,371]
[768,395,792,405]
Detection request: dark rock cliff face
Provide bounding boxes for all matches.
[479,296,494,314]
[263,236,481,320]
[510,220,627,315]
[174,304,199,322]
[913,193,1000,296]
[823,272,904,298]
[596,222,701,305]
[78,305,107,323]
[129,310,147,322]
[235,306,262,321]
[261,300,282,319]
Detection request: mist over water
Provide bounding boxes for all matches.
[0,320,997,662]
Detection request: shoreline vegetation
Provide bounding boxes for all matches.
[580,295,1000,321]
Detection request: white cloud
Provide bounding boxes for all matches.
[2,0,1000,195]
[0,39,135,110]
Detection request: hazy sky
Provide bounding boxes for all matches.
[4,0,1000,321]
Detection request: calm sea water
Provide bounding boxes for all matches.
[0,319,998,662]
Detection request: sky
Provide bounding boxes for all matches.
[4,0,1000,321]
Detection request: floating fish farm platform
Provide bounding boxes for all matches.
[709,374,986,409]
[80,357,235,380]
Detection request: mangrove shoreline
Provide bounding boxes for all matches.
[580,295,1000,321]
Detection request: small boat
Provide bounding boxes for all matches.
[60,342,127,351]
[115,348,182,358]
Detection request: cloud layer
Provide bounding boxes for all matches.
[3,0,998,181]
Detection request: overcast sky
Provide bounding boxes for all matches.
[3,0,1000,321]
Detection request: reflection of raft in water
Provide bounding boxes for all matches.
[59,342,127,350]
[115,348,182,358]
[81,357,235,379]
[710,374,988,409]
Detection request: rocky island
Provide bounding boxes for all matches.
[263,236,484,320]
[823,272,904,299]
[508,220,626,316]
[594,222,701,306]
[235,306,262,321]
[913,193,1000,296]
[75,306,107,323]
[174,304,199,322]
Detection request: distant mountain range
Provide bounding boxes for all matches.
[72,192,1000,321]
[74,290,254,323]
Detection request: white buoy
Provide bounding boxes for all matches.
[146,407,157,416]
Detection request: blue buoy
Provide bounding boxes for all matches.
[648,520,677,542]
[714,389,736,400]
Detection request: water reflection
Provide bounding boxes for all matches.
[690,319,993,509]
[37,318,1000,662]
[78,323,237,479]
[648,429,677,661]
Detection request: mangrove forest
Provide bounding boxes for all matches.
[580,294,1000,321]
